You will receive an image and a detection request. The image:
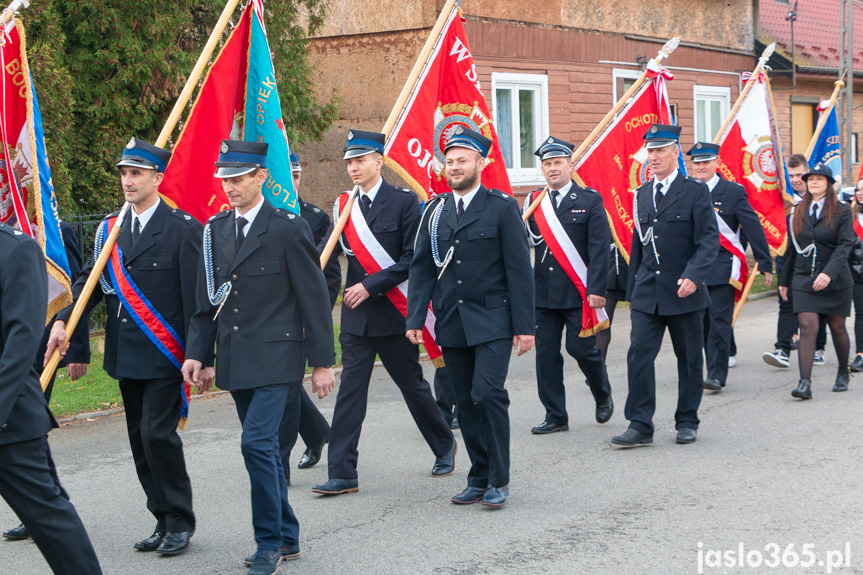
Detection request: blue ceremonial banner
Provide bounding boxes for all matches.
[243,0,299,214]
[810,106,842,184]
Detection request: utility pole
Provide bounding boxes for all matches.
[838,0,854,184]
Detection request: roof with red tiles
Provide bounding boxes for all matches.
[759,0,863,70]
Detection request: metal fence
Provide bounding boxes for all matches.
[63,213,109,334]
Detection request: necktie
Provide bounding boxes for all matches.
[457,198,465,220]
[236,216,248,252]
[812,204,819,220]
[131,217,141,245]
[361,195,372,219]
[654,183,665,210]
[550,190,560,208]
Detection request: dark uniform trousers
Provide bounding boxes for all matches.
[625,173,719,435]
[187,199,336,552]
[433,365,457,424]
[0,229,101,574]
[407,186,535,490]
[277,198,335,477]
[58,201,199,535]
[526,183,612,424]
[320,179,454,481]
[701,177,773,386]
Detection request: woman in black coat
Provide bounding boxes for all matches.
[848,178,863,372]
[779,164,854,399]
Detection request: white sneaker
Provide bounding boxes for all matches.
[728,356,736,368]
[762,349,790,368]
[814,350,826,366]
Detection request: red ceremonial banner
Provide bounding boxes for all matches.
[384,7,511,199]
[160,8,252,223]
[573,69,672,261]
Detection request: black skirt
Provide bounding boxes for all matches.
[792,285,853,316]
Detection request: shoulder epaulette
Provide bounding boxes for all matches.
[584,187,600,194]
[208,210,232,223]
[168,208,197,224]
[0,223,28,240]
[273,208,300,221]
[488,189,515,202]
[107,209,122,219]
[395,186,413,194]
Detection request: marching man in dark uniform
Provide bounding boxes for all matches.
[0,224,102,574]
[47,138,199,555]
[612,124,718,447]
[182,140,335,575]
[277,149,335,480]
[407,127,535,508]
[686,142,773,391]
[313,130,456,496]
[524,136,614,433]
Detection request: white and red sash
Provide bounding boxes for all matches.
[338,192,442,361]
[532,192,609,337]
[854,212,863,243]
[715,213,749,300]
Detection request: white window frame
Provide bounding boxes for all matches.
[491,72,549,186]
[693,85,732,144]
[613,68,641,103]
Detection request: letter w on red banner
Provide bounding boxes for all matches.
[338,192,442,362]
[160,8,252,222]
[384,6,510,200]
[573,62,674,262]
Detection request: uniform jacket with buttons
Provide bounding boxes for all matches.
[319,178,420,337]
[706,176,773,286]
[0,227,56,445]
[626,173,719,316]
[300,197,341,308]
[407,186,535,347]
[779,204,854,293]
[186,198,335,389]
[525,181,610,309]
[58,201,202,380]
[848,226,863,284]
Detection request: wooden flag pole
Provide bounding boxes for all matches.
[41,0,242,391]
[804,76,846,160]
[319,186,359,270]
[0,0,29,28]
[521,37,681,222]
[712,43,776,146]
[522,187,547,223]
[381,0,458,139]
[732,263,759,327]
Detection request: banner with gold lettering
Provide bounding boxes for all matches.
[383,5,511,200]
[573,63,675,262]
[0,19,72,321]
[161,0,299,221]
[717,73,790,256]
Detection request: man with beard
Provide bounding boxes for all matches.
[407,127,534,508]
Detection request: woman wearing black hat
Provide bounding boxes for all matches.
[779,164,854,399]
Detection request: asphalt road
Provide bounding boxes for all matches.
[2,297,862,575]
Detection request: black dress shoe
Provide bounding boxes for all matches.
[833,371,850,392]
[481,485,510,508]
[792,379,812,400]
[595,398,614,424]
[2,524,28,540]
[850,355,863,373]
[611,428,653,447]
[703,378,722,391]
[134,530,164,552]
[247,550,282,575]
[432,441,457,477]
[245,544,300,566]
[451,486,487,505]
[530,421,569,434]
[298,438,328,470]
[156,531,192,556]
[311,478,358,495]
[676,428,697,444]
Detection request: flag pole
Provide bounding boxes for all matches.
[0,0,29,28]
[319,186,359,270]
[41,0,243,391]
[804,76,846,160]
[522,36,681,222]
[712,43,776,146]
[381,0,459,139]
[731,263,759,327]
